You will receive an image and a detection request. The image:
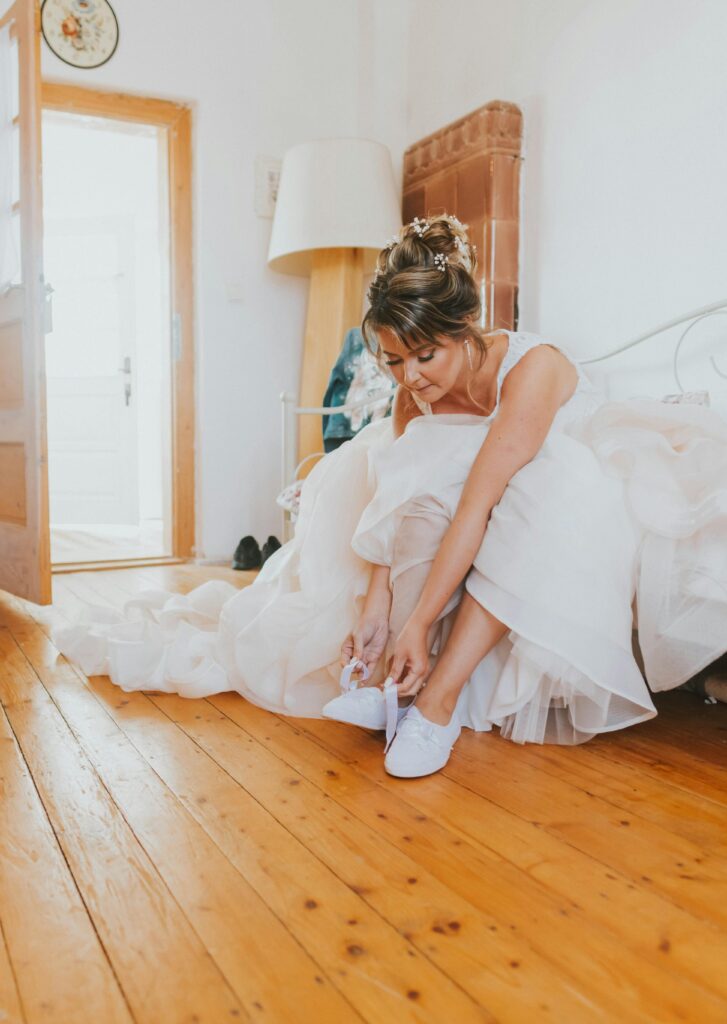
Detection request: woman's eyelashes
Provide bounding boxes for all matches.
[385,350,436,367]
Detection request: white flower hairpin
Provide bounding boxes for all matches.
[411,216,428,236]
[433,253,449,272]
[451,234,474,271]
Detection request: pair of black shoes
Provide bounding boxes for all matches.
[232,534,281,570]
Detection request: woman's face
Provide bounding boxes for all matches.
[378,328,466,402]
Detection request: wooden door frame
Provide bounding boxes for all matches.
[0,1,51,603]
[41,82,195,564]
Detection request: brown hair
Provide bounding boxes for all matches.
[362,215,491,371]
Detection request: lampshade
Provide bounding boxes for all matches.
[268,138,401,276]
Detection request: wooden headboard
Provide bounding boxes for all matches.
[402,101,523,333]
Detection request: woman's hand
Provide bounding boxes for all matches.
[341,613,389,674]
[389,616,430,696]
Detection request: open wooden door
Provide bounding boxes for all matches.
[0,0,50,603]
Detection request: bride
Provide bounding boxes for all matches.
[56,215,727,778]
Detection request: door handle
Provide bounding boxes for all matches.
[43,281,54,334]
[118,356,132,406]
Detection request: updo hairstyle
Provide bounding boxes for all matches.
[362,214,490,369]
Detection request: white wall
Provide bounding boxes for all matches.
[40,0,408,561]
[405,0,727,370]
[40,0,724,558]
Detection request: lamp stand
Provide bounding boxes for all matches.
[298,247,363,465]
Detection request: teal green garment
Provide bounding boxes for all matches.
[321,328,392,452]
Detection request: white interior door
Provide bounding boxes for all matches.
[45,216,139,524]
[0,1,51,604]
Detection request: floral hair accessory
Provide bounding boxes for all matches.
[411,216,428,236]
[433,252,449,272]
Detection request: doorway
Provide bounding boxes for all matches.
[41,84,194,569]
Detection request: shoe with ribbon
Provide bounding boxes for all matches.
[322,658,409,749]
[384,705,461,778]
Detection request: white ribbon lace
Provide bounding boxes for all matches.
[339,656,369,691]
[397,712,445,749]
[340,658,400,751]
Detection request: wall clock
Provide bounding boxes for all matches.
[41,0,119,69]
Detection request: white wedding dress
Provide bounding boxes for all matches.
[56,332,727,744]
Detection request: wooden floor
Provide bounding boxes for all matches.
[51,520,166,565]
[0,565,726,1024]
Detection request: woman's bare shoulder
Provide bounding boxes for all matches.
[502,343,578,406]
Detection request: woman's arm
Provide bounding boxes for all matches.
[364,563,392,615]
[341,563,392,671]
[392,385,421,439]
[390,346,577,685]
[339,388,419,674]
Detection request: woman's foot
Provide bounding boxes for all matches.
[384,705,461,778]
[705,675,727,704]
[322,685,411,731]
[412,688,457,725]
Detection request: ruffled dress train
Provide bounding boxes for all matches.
[55,332,727,744]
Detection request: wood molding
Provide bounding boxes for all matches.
[52,556,185,574]
[0,0,53,603]
[403,100,523,189]
[298,248,363,464]
[169,106,196,558]
[41,83,196,561]
[0,443,27,525]
[403,100,523,333]
[42,81,190,127]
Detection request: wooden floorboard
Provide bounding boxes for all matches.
[0,916,24,1024]
[294,711,727,985]
[0,565,726,1023]
[0,692,133,1024]
[7,629,356,1022]
[201,696,725,1022]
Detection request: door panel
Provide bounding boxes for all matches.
[0,1,51,603]
[44,217,139,525]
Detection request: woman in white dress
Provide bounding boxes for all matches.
[56,215,727,778]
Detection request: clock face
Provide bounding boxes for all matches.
[41,0,119,69]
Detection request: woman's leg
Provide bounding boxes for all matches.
[388,498,459,682]
[414,590,509,725]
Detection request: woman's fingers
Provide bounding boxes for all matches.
[352,630,364,662]
[397,669,425,696]
[340,635,355,666]
[396,652,431,694]
[362,651,379,671]
[388,652,406,684]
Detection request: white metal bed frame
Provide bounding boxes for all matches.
[279,298,727,537]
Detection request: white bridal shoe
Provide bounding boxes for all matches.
[384,705,461,778]
[322,659,409,746]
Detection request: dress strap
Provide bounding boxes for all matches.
[493,331,597,408]
[493,332,531,409]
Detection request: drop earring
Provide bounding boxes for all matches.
[464,338,474,371]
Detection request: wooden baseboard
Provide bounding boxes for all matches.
[52,556,186,574]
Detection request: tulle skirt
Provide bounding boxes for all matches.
[55,396,727,745]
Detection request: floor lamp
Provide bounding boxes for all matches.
[268,139,401,463]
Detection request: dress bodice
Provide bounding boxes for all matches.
[410,331,601,421]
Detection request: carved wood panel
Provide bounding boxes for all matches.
[403,100,523,331]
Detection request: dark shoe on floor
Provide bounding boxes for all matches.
[232,535,262,570]
[261,535,282,565]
